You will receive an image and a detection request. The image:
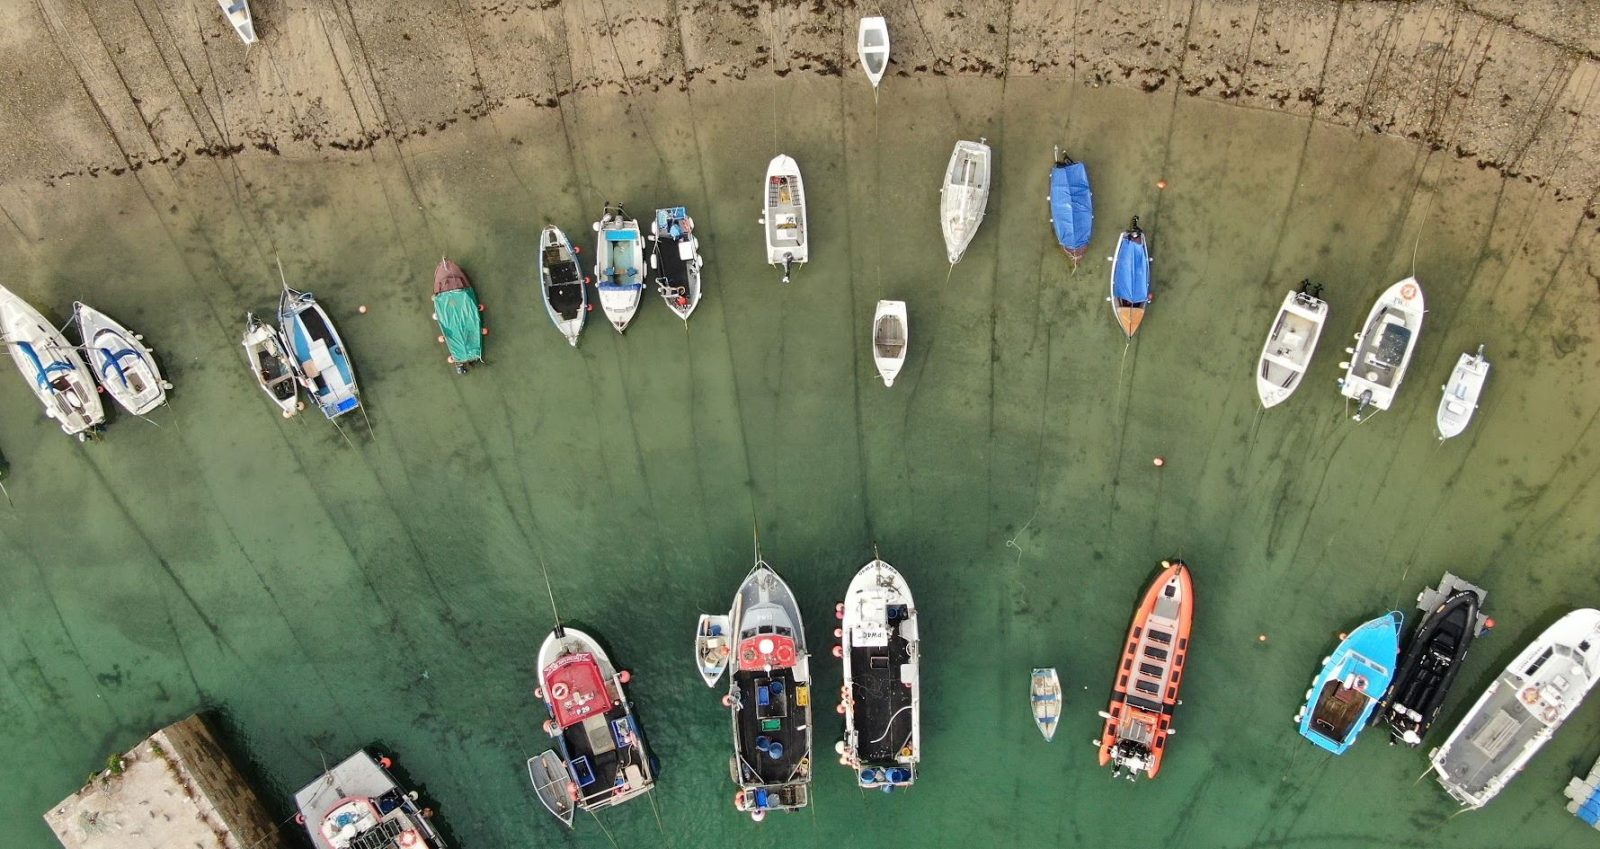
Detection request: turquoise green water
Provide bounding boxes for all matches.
[3,75,1600,848]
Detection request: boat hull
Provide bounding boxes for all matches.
[1255,289,1329,408]
[74,302,169,416]
[1295,612,1402,754]
[1048,155,1093,264]
[1339,277,1424,415]
[857,17,889,88]
[1109,223,1151,338]
[941,139,991,265]
[594,206,645,333]
[762,155,808,281]
[279,287,360,420]
[432,259,483,369]
[871,300,908,387]
[0,286,104,436]
[242,313,300,417]
[839,558,919,789]
[726,561,813,818]
[539,225,588,346]
[216,0,256,45]
[1437,347,1489,439]
[293,750,444,849]
[1431,609,1600,808]
[1381,588,1481,746]
[1098,560,1193,779]
[651,207,703,321]
[696,613,732,687]
[1031,668,1061,741]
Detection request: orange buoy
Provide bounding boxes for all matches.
[836,703,845,714]
[832,645,843,658]
[534,687,544,699]
[437,335,445,344]
[1338,632,1348,641]
[619,670,632,684]
[833,628,843,638]
[1153,457,1166,468]
[359,305,369,314]
[482,327,489,335]
[1156,180,1168,189]
[543,719,556,734]
[721,694,734,707]
[379,756,392,769]
[734,790,745,808]
[1258,634,1268,642]
[295,813,305,824]
[1484,618,1496,629]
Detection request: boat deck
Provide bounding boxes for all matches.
[292,751,442,849]
[765,176,805,249]
[849,626,913,764]
[733,666,809,786]
[1351,312,1412,389]
[873,316,905,359]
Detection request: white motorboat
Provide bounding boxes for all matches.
[242,313,301,417]
[836,557,920,791]
[0,285,104,438]
[1437,344,1489,440]
[650,206,703,322]
[941,138,991,265]
[74,302,170,416]
[871,300,907,387]
[293,750,444,849]
[1255,282,1329,408]
[1430,609,1600,808]
[217,0,256,45]
[1030,667,1060,741]
[857,17,889,89]
[695,613,732,687]
[760,155,808,283]
[593,203,645,333]
[1338,277,1425,421]
[538,225,588,346]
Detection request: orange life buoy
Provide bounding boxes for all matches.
[741,647,758,663]
[1521,686,1541,705]
[1352,675,1369,692]
[1543,704,1559,723]
[777,644,796,664]
[295,813,305,825]
[1401,282,1418,300]
[550,682,570,700]
[398,831,419,848]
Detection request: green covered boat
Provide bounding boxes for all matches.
[433,258,485,373]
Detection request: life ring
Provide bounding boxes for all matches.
[550,682,570,700]
[733,790,745,809]
[900,746,914,759]
[1521,686,1541,705]
[1352,675,1369,692]
[1401,282,1418,300]
[1543,705,1559,723]
[295,813,305,825]
[776,644,795,664]
[398,831,419,848]
[741,646,758,663]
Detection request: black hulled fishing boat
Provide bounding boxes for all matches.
[1379,573,1489,746]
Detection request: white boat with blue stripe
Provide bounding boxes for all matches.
[593,203,645,333]
[0,285,103,439]
[74,302,170,416]
[278,284,360,420]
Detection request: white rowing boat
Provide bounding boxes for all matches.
[857,17,889,89]
[871,300,907,387]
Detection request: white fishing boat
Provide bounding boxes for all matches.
[760,155,808,284]
[216,0,256,45]
[1437,344,1489,440]
[857,17,889,89]
[1430,608,1600,809]
[242,313,301,417]
[73,302,170,416]
[1255,282,1329,408]
[593,203,645,333]
[871,300,907,387]
[940,138,991,265]
[293,750,444,849]
[1338,277,1425,421]
[538,225,588,347]
[650,207,703,322]
[1030,667,1060,741]
[835,557,920,791]
[0,285,103,439]
[695,613,733,687]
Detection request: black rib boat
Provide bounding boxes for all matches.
[1379,578,1487,746]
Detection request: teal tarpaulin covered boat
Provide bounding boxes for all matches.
[433,258,484,373]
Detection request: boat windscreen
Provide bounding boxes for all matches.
[1376,323,1412,367]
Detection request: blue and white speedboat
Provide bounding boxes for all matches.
[1294,611,1403,754]
[593,203,645,333]
[1109,217,1151,338]
[1048,148,1093,269]
[0,285,104,439]
[278,285,360,420]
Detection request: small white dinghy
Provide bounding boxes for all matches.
[857,17,889,89]
[74,302,170,416]
[0,285,104,439]
[242,313,301,417]
[593,203,646,333]
[1255,281,1329,409]
[1437,345,1489,440]
[1338,277,1425,421]
[872,300,908,387]
[761,155,808,283]
[695,613,732,687]
[941,138,991,265]
[216,0,256,45]
[1031,667,1061,741]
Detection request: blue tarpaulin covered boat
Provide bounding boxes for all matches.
[1110,217,1151,337]
[1295,611,1402,755]
[1049,151,1093,266]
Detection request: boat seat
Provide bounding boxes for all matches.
[1281,330,1305,351]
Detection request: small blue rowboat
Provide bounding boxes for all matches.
[1110,216,1151,338]
[1295,611,1403,754]
[278,285,361,420]
[1048,149,1093,267]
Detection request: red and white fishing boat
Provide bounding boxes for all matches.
[1097,559,1194,780]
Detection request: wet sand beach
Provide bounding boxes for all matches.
[3,2,1600,848]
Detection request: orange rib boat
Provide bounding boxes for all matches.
[1097,559,1194,780]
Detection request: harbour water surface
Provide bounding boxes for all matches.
[2,73,1600,849]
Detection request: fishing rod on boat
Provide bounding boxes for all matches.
[537,554,563,637]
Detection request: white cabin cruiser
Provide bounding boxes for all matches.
[1338,277,1425,421]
